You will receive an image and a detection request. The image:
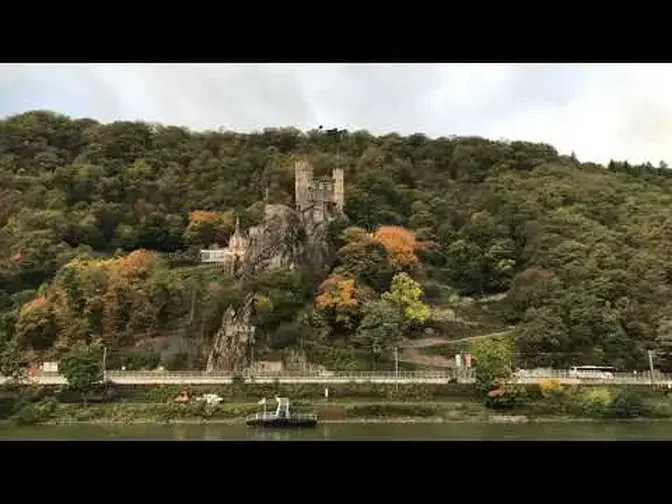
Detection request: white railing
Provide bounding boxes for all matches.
[4,369,672,385]
[200,249,227,263]
[2,369,474,384]
[513,369,672,384]
[104,370,469,379]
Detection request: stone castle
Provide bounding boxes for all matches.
[203,158,345,372]
[200,158,344,275]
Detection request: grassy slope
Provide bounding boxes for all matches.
[398,291,514,368]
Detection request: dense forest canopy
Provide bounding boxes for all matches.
[2,110,672,372]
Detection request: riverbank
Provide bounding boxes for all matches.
[4,380,672,426]
[35,415,672,426]
[8,400,492,425]
[8,399,672,426]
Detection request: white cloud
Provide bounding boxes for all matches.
[1,63,671,165]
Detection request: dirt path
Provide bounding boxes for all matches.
[402,337,453,349]
[401,328,514,349]
[398,328,515,368]
[444,329,514,345]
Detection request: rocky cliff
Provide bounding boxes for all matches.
[204,201,345,372]
[206,293,256,373]
[240,203,343,277]
[242,204,307,275]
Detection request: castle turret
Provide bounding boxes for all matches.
[228,215,247,252]
[333,168,344,211]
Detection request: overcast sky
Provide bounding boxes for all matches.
[1,63,671,166]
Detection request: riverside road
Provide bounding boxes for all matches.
[1,370,671,386]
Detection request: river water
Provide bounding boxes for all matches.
[2,421,672,440]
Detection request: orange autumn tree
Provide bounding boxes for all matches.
[15,249,167,353]
[315,274,366,332]
[372,225,421,269]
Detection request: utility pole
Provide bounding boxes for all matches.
[102,346,108,383]
[394,347,399,392]
[189,287,196,324]
[648,350,655,388]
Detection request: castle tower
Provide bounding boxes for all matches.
[332,168,344,211]
[225,214,249,272]
[228,216,245,249]
[295,159,313,211]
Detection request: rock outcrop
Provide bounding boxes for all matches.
[240,202,342,277]
[205,293,256,373]
[242,204,308,275]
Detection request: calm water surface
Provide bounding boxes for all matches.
[2,421,672,440]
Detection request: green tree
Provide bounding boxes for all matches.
[608,388,646,418]
[355,300,404,370]
[655,317,672,372]
[470,338,515,396]
[335,229,394,292]
[59,341,104,398]
[515,306,570,368]
[0,339,26,383]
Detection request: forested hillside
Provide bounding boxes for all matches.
[2,110,672,372]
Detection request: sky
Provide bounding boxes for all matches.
[1,63,671,166]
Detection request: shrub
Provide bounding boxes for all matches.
[485,384,527,410]
[346,403,438,418]
[10,397,58,425]
[566,387,611,417]
[162,352,189,371]
[647,399,672,418]
[111,382,476,403]
[608,388,647,419]
[538,379,562,397]
[109,348,161,371]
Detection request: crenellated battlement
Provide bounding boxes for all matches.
[295,160,344,218]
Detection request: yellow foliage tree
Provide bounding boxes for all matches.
[14,295,59,351]
[106,249,157,281]
[102,249,161,346]
[183,209,235,248]
[381,272,430,323]
[538,378,562,397]
[254,294,274,314]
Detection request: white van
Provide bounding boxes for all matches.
[568,365,615,380]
